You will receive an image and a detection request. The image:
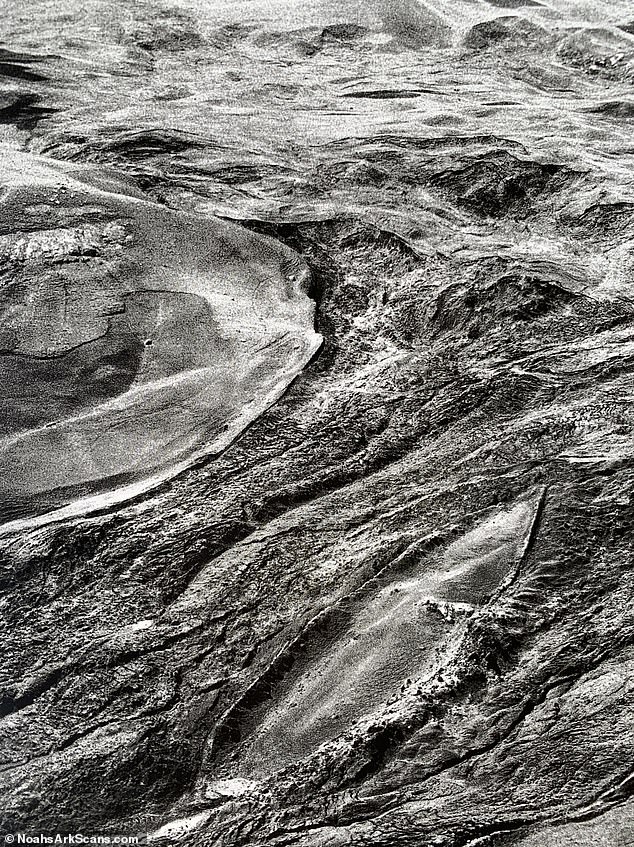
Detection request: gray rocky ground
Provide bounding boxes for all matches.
[1,1,634,845]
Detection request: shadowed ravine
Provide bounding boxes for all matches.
[1,0,634,845]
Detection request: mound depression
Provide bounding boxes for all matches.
[0,149,321,527]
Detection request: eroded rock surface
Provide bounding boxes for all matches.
[1,0,634,845]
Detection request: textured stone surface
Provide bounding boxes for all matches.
[1,0,634,845]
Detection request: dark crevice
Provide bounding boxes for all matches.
[0,664,67,719]
[0,93,58,129]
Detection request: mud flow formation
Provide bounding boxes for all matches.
[0,151,320,528]
[1,1,634,846]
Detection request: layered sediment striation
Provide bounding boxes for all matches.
[1,0,634,845]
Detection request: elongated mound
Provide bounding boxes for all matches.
[3,0,634,843]
[0,149,321,527]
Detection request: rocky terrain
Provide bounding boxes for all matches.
[1,0,634,845]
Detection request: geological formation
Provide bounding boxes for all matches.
[1,0,634,845]
[0,150,319,528]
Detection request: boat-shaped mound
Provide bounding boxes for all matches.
[0,149,321,528]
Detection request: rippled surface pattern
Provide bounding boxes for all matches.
[1,1,634,845]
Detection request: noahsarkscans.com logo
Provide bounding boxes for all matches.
[5,836,139,845]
